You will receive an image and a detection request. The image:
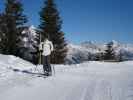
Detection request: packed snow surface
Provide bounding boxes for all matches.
[0,54,133,100]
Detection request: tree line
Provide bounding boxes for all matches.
[0,0,68,64]
[88,42,123,62]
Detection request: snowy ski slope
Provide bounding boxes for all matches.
[0,54,133,100]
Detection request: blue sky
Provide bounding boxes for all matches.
[0,0,133,44]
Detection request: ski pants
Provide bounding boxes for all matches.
[43,56,52,75]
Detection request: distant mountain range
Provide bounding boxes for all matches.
[66,40,133,64]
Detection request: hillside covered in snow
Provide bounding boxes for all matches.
[0,54,133,100]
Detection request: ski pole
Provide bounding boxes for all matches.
[52,64,55,76]
[38,32,42,65]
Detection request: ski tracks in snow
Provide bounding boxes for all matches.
[0,61,133,100]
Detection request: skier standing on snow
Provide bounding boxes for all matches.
[39,38,54,76]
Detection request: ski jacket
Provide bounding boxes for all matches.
[39,39,54,56]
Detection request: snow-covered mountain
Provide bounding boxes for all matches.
[66,41,133,64]
[21,25,37,50]
[19,25,38,62]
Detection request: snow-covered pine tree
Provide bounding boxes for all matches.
[39,0,68,64]
[0,0,27,55]
[18,26,39,64]
[103,42,116,61]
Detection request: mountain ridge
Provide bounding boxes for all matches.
[66,40,133,64]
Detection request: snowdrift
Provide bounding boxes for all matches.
[0,54,36,78]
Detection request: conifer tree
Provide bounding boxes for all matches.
[0,12,6,53]
[0,0,27,55]
[39,0,67,64]
[118,49,123,62]
[104,42,116,60]
[0,13,4,52]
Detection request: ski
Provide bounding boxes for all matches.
[9,67,48,78]
[22,70,48,78]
